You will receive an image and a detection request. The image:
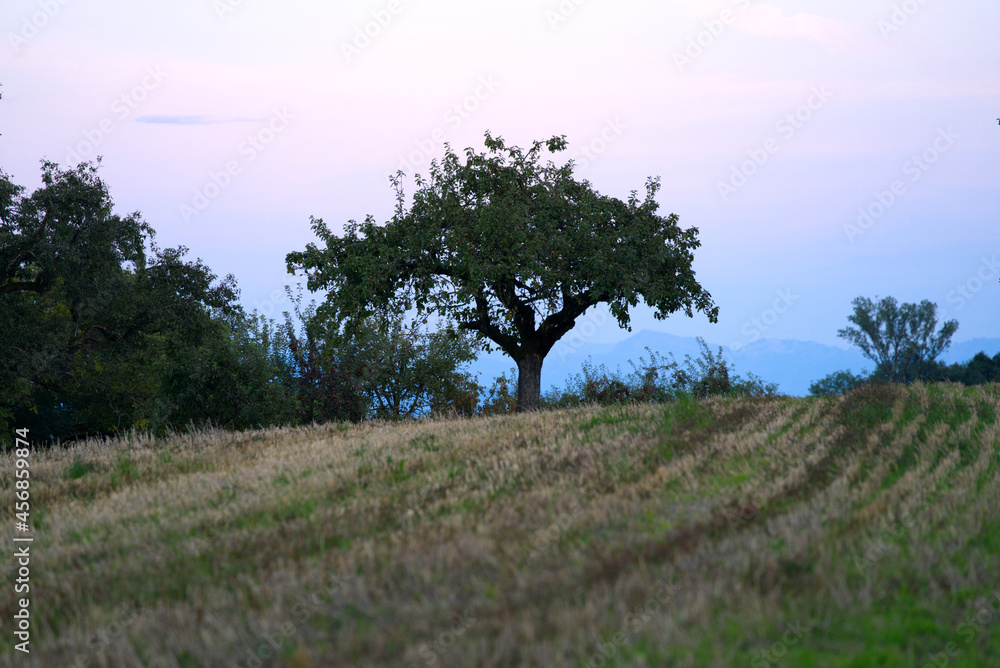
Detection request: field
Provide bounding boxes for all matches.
[2,382,1000,667]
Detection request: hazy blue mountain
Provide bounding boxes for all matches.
[463,331,1000,398]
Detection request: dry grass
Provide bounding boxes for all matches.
[2,383,999,667]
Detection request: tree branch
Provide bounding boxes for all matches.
[0,278,46,296]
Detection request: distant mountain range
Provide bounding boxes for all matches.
[464,331,1000,398]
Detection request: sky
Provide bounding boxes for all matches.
[2,0,998,361]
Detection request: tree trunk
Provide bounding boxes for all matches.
[516,353,543,413]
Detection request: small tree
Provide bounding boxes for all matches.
[276,289,370,424]
[837,296,958,383]
[277,288,480,422]
[352,312,480,420]
[287,132,718,412]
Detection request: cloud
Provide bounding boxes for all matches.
[738,4,864,52]
[135,115,265,125]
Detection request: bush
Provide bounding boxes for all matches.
[478,369,518,415]
[809,370,869,397]
[476,339,781,416]
[539,337,779,409]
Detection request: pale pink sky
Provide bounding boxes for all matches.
[2,0,998,351]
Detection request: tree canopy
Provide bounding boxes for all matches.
[0,160,274,440]
[287,132,718,411]
[837,295,958,384]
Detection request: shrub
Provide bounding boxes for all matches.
[540,337,779,409]
[478,370,518,415]
[809,370,869,397]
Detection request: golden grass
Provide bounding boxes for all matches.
[2,383,999,667]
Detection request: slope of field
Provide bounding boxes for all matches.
[2,383,1000,667]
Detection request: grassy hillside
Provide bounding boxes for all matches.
[2,383,1000,667]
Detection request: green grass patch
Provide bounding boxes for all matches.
[663,394,716,433]
[110,452,136,487]
[836,384,900,442]
[67,455,93,479]
[410,434,441,452]
[578,404,636,432]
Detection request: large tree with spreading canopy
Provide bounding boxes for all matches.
[286,132,718,412]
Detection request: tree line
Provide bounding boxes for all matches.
[0,133,746,444]
[0,160,485,443]
[3,131,994,445]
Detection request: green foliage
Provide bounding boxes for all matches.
[532,338,779,411]
[349,313,480,420]
[0,161,291,443]
[478,369,518,415]
[287,131,718,412]
[66,455,92,480]
[273,287,482,422]
[924,351,1000,385]
[809,369,869,397]
[838,296,958,383]
[811,351,1000,397]
[275,290,369,425]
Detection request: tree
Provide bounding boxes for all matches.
[268,289,479,424]
[0,160,285,441]
[277,292,371,425]
[949,351,1000,384]
[351,313,480,420]
[287,132,718,412]
[837,296,958,383]
[1,160,156,437]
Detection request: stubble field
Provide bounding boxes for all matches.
[2,382,999,667]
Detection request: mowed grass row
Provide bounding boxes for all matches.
[2,383,999,667]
